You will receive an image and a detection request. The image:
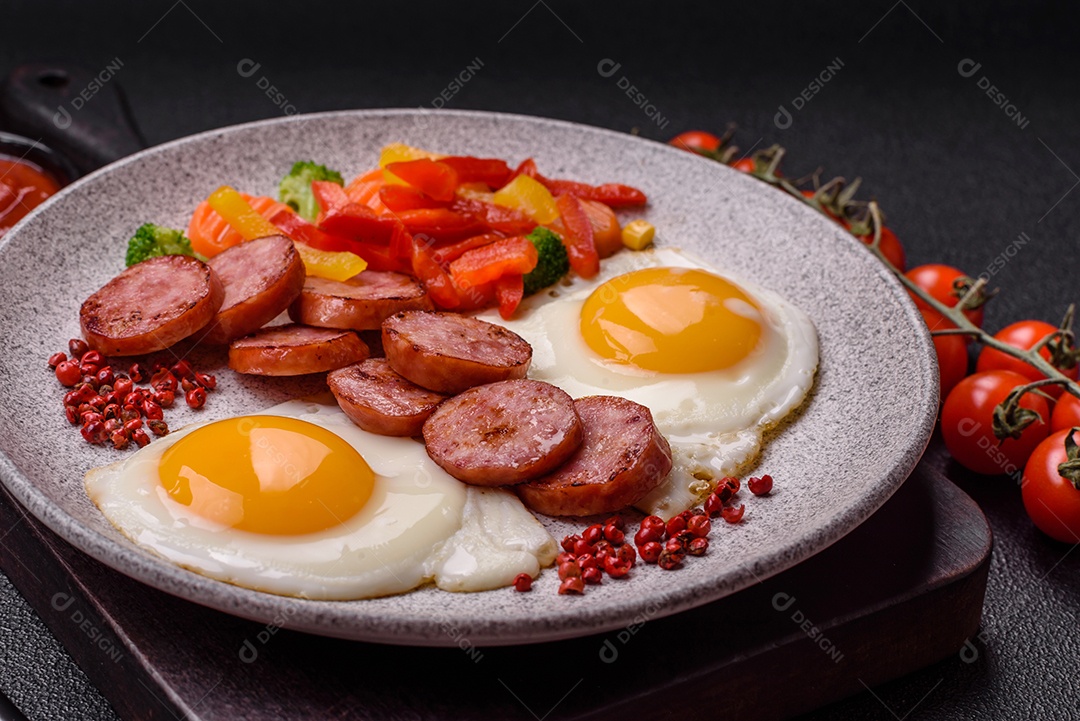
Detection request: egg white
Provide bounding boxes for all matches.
[477,247,819,519]
[84,399,557,600]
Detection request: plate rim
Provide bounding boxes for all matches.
[0,107,939,646]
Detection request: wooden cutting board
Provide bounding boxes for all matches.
[0,440,990,721]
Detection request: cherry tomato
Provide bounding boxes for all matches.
[920,308,968,400]
[941,370,1050,476]
[1022,429,1080,543]
[1051,392,1080,432]
[975,320,1079,399]
[668,131,722,154]
[905,264,985,328]
[731,158,756,173]
[855,226,905,271]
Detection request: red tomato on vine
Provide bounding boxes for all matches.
[1022,428,1080,543]
[976,320,1079,399]
[941,370,1049,476]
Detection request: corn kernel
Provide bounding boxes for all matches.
[621,219,655,250]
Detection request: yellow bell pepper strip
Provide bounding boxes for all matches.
[292,242,367,282]
[207,186,366,281]
[379,143,446,185]
[492,175,559,224]
[378,142,445,167]
[206,186,282,241]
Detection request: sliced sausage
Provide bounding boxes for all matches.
[288,271,432,331]
[328,359,448,436]
[202,235,305,344]
[228,324,369,376]
[80,255,224,356]
[382,310,531,394]
[422,379,583,486]
[516,396,672,516]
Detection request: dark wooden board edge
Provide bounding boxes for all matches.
[0,448,991,721]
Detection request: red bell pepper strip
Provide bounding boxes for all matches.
[541,179,647,207]
[313,179,397,243]
[320,205,396,245]
[312,180,352,216]
[352,243,406,273]
[410,234,461,309]
[385,159,459,202]
[268,209,358,253]
[554,194,600,279]
[390,221,416,264]
[494,274,524,320]
[449,236,538,290]
[345,168,389,213]
[510,158,539,180]
[397,208,489,243]
[506,159,646,207]
[379,184,448,212]
[431,233,504,265]
[439,156,512,188]
[450,196,536,235]
[454,279,497,311]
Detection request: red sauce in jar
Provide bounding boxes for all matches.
[0,156,61,237]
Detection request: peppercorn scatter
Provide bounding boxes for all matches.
[50,339,217,450]
[515,474,777,595]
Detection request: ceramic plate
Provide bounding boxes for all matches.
[0,110,937,646]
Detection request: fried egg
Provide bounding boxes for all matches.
[477,247,819,519]
[84,399,557,600]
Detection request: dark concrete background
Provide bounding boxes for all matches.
[2,1,1079,718]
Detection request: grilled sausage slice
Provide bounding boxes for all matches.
[517,396,672,516]
[288,271,432,331]
[328,358,447,436]
[382,310,531,394]
[203,235,305,344]
[80,255,224,356]
[422,379,583,486]
[228,324,368,376]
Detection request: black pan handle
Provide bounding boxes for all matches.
[0,63,146,177]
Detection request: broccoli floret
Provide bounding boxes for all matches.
[279,161,344,221]
[125,223,199,267]
[522,227,569,296]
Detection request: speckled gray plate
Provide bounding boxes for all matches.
[0,110,937,646]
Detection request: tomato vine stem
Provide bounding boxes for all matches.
[754,171,1080,404]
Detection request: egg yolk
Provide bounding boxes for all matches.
[158,416,374,535]
[580,267,764,373]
